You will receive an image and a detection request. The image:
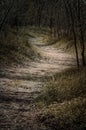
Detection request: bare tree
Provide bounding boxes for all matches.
[63,0,80,68]
[0,0,15,31]
[77,0,86,66]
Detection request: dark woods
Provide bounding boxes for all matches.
[0,0,86,67]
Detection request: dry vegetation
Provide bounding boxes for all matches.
[44,35,86,56]
[0,27,40,67]
[36,67,86,130]
[0,27,86,130]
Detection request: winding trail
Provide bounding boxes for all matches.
[0,36,76,130]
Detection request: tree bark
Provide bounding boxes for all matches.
[77,0,86,66]
[63,0,80,69]
[0,0,15,31]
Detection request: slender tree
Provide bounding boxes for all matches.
[77,0,86,66]
[63,0,80,68]
[0,0,15,31]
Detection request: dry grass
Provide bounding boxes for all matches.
[36,67,86,130]
[37,97,86,130]
[0,27,40,67]
[43,35,86,58]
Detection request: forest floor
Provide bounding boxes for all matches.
[0,35,77,130]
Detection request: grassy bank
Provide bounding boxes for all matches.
[0,27,40,67]
[36,67,86,130]
[44,35,86,57]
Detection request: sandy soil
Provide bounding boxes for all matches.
[0,37,76,130]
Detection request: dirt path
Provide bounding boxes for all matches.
[0,37,76,130]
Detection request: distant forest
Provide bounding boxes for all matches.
[0,0,86,67]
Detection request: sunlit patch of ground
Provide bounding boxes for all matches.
[0,35,76,129]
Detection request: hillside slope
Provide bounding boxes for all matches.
[0,28,40,67]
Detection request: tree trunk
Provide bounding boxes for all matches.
[63,0,80,69]
[77,0,86,66]
[0,0,15,31]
